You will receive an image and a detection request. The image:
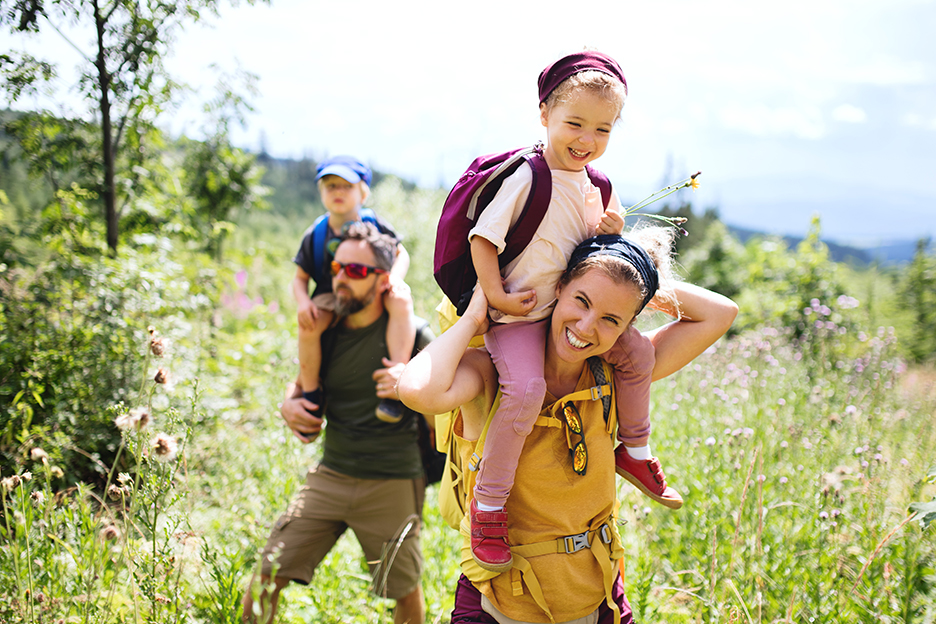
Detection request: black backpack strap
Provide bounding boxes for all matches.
[587,356,612,426]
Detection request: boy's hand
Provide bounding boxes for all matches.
[597,206,625,235]
[383,274,414,317]
[297,299,320,331]
[373,358,406,399]
[488,286,537,318]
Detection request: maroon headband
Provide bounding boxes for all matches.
[537,51,627,104]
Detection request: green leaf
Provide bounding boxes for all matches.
[909,500,936,530]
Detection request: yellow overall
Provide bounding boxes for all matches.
[443,361,625,624]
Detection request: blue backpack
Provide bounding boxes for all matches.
[433,143,612,315]
[310,208,379,286]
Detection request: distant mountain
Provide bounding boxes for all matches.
[725,223,932,265]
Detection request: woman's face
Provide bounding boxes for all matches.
[551,267,642,364]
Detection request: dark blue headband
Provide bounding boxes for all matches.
[567,234,659,314]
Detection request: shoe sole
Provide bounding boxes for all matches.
[375,411,403,423]
[471,552,513,574]
[616,467,684,509]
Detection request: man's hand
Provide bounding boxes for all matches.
[373,357,406,400]
[281,392,324,443]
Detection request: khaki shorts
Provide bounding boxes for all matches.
[260,464,425,600]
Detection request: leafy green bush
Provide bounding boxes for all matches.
[0,223,218,486]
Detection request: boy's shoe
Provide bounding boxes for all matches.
[614,447,684,509]
[375,399,405,423]
[469,500,513,573]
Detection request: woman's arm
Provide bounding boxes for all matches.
[397,289,495,416]
[645,282,738,381]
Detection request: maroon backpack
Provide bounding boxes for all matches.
[433,143,612,315]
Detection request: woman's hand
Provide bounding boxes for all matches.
[461,287,491,336]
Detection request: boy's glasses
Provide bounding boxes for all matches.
[330,261,387,280]
[561,402,588,476]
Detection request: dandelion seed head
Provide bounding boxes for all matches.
[154,368,170,384]
[31,490,45,506]
[30,447,49,463]
[705,436,716,446]
[116,407,151,431]
[151,433,179,463]
[150,335,167,357]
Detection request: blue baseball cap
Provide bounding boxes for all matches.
[315,155,372,186]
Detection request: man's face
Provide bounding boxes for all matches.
[331,239,385,316]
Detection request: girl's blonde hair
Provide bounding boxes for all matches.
[541,70,628,122]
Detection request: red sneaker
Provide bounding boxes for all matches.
[614,447,684,509]
[469,500,513,573]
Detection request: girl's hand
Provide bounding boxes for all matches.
[488,287,537,318]
[297,299,320,331]
[597,207,625,235]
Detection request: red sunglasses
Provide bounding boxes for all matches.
[330,260,387,280]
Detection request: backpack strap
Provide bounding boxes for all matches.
[469,358,612,473]
[585,165,613,209]
[311,208,380,284]
[500,148,552,269]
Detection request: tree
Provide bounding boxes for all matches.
[1,0,264,255]
[900,238,936,363]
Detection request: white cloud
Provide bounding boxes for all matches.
[718,104,826,140]
[903,113,936,131]
[832,104,867,124]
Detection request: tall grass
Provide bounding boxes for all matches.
[2,178,934,622]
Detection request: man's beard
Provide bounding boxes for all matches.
[333,282,379,317]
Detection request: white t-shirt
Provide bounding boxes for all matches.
[468,162,622,323]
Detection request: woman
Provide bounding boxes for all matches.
[399,231,738,624]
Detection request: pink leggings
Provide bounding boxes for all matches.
[475,321,655,508]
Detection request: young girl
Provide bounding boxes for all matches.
[466,51,682,572]
[292,156,415,426]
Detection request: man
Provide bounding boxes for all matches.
[244,222,433,624]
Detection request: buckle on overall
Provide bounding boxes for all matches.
[468,452,481,472]
[563,531,590,553]
[589,385,604,401]
[562,523,612,554]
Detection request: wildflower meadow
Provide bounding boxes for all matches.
[2,177,934,623]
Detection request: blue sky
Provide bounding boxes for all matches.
[7,0,936,245]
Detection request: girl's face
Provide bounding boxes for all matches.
[319,175,365,217]
[539,90,619,172]
[550,267,641,365]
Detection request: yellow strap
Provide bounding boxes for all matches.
[509,554,556,623]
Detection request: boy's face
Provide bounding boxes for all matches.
[319,175,365,218]
[540,90,619,172]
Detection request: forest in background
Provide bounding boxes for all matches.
[2,3,935,619]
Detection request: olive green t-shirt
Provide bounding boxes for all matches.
[320,314,433,480]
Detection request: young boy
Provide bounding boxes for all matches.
[292,155,415,425]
